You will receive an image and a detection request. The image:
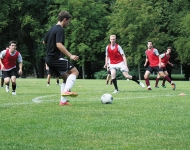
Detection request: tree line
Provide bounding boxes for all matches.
[0,0,190,79]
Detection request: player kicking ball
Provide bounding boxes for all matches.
[104,35,145,93]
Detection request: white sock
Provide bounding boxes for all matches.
[61,83,66,103]
[64,74,76,92]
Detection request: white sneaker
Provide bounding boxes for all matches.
[139,82,145,87]
[113,90,119,93]
[47,84,50,86]
[12,91,16,95]
[6,85,9,92]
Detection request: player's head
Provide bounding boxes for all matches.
[166,47,172,54]
[147,41,153,49]
[9,41,17,52]
[58,11,72,28]
[110,35,116,44]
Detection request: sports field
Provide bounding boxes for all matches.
[1,78,190,149]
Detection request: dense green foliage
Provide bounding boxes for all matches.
[0,0,190,79]
[1,79,190,149]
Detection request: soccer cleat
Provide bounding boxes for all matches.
[61,91,78,97]
[6,85,9,92]
[47,84,50,86]
[12,91,16,95]
[161,85,166,88]
[113,90,119,93]
[172,83,176,90]
[155,86,159,88]
[139,82,145,87]
[147,88,152,90]
[59,101,71,106]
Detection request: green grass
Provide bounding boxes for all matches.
[0,78,190,150]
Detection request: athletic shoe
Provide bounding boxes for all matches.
[155,86,159,88]
[161,85,166,88]
[59,101,71,106]
[147,88,152,90]
[61,91,78,97]
[12,91,16,95]
[139,82,145,87]
[6,85,9,92]
[47,84,50,86]
[113,90,119,93]
[172,83,176,90]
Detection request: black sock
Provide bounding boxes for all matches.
[131,75,140,84]
[112,78,118,91]
[12,84,16,91]
[1,78,4,87]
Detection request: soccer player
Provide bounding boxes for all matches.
[43,11,79,106]
[45,63,60,86]
[106,66,112,85]
[104,35,145,93]
[0,50,4,87]
[0,41,23,95]
[0,65,4,87]
[144,41,176,90]
[155,47,174,88]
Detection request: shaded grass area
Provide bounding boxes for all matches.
[0,79,190,149]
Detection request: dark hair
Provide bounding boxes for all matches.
[58,11,72,21]
[9,41,17,46]
[167,47,172,50]
[147,41,153,44]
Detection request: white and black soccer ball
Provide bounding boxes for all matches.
[101,93,113,104]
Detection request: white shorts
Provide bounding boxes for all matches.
[109,61,128,72]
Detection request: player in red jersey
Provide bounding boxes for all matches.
[155,47,174,88]
[144,41,176,90]
[104,35,145,93]
[0,50,4,87]
[0,41,23,95]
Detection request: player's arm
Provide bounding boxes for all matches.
[144,52,149,67]
[18,62,23,75]
[104,55,109,69]
[168,61,174,66]
[158,56,162,68]
[154,49,161,67]
[0,50,6,70]
[122,54,129,71]
[56,43,79,61]
[104,46,109,68]
[17,54,23,75]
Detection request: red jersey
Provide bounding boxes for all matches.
[1,49,19,70]
[160,53,170,68]
[145,48,159,67]
[161,53,170,64]
[108,44,123,64]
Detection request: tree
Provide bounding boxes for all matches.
[46,0,108,78]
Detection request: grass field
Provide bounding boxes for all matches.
[0,78,190,150]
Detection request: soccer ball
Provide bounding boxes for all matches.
[101,93,113,104]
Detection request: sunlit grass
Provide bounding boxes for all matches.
[0,78,190,149]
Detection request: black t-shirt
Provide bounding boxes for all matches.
[44,24,65,60]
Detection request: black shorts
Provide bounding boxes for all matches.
[146,66,163,73]
[45,57,75,77]
[2,68,17,78]
[162,67,167,72]
[46,68,52,75]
